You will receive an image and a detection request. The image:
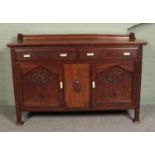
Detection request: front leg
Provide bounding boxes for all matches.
[133,107,140,123]
[16,107,23,125]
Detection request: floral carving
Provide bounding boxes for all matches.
[28,67,54,101]
[31,69,52,85]
[104,66,126,84]
[97,66,128,99]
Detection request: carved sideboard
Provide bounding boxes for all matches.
[7,33,147,125]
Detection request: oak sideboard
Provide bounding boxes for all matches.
[7,33,147,125]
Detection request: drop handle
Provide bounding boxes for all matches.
[123,52,131,56]
[87,53,94,56]
[92,81,96,88]
[23,54,31,58]
[59,53,67,57]
[60,82,63,89]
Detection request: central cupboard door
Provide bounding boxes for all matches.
[64,64,90,107]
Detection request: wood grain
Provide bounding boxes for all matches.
[64,64,90,108]
[20,64,62,108]
[92,63,134,106]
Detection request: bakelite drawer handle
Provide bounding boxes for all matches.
[60,82,63,89]
[87,53,94,56]
[59,53,67,57]
[123,52,131,56]
[92,81,96,88]
[23,54,31,58]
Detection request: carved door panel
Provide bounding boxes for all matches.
[64,64,90,108]
[20,64,62,107]
[92,63,134,106]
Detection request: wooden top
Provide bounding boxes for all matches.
[7,33,147,47]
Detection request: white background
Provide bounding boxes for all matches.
[0,0,154,22]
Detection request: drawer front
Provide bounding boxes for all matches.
[15,47,77,61]
[79,48,138,60]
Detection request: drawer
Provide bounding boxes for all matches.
[79,48,138,60]
[15,47,77,61]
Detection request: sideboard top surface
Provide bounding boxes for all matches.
[7,33,147,47]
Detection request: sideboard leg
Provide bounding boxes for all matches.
[133,108,140,123]
[16,108,23,126]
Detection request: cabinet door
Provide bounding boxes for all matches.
[64,64,90,108]
[92,63,134,106]
[20,64,63,107]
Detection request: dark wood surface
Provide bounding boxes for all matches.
[7,33,147,125]
[7,33,147,47]
[20,64,62,108]
[64,64,90,108]
[92,63,133,105]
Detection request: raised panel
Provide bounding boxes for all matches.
[92,63,134,106]
[20,64,62,107]
[64,64,90,108]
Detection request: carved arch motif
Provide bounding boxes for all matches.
[103,66,127,84]
[30,67,53,85]
[96,66,131,99]
[23,67,57,101]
